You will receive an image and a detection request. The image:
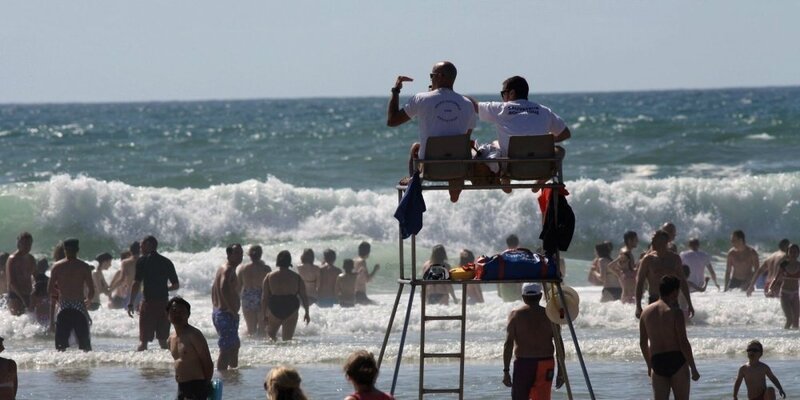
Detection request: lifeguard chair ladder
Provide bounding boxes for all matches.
[376,137,596,400]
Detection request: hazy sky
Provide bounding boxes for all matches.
[2,1,798,103]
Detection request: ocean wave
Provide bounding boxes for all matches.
[0,173,799,258]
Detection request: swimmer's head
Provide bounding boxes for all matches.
[343,350,380,386]
[660,222,676,240]
[323,249,336,264]
[431,244,447,264]
[658,275,681,299]
[301,248,315,264]
[36,258,50,274]
[358,241,371,257]
[746,340,763,356]
[248,245,263,261]
[276,250,292,268]
[343,259,354,273]
[166,296,191,319]
[459,249,475,266]
[623,231,638,248]
[95,252,113,268]
[688,238,700,251]
[129,241,141,257]
[779,238,791,252]
[63,238,79,257]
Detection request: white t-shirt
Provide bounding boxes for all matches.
[477,100,566,157]
[403,88,477,159]
[680,250,711,288]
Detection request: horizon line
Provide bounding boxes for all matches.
[1,83,798,107]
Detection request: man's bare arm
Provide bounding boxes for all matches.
[554,127,571,143]
[191,331,215,381]
[675,311,699,380]
[638,317,651,375]
[127,280,141,317]
[502,322,515,387]
[706,263,720,289]
[387,76,412,126]
[297,275,310,324]
[732,368,744,399]
[765,367,786,398]
[724,252,733,291]
[84,267,95,305]
[635,258,649,318]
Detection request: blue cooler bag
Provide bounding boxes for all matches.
[476,248,558,280]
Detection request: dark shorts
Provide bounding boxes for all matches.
[602,287,622,301]
[355,291,374,305]
[512,357,554,400]
[55,308,91,351]
[176,379,212,400]
[728,278,745,290]
[139,299,170,343]
[109,295,126,309]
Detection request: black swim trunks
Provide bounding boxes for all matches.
[176,379,211,400]
[602,287,622,301]
[728,278,745,290]
[651,351,686,377]
[268,294,300,320]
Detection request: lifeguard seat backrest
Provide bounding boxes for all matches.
[421,134,470,181]
[506,135,557,180]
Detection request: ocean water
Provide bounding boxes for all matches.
[1,86,800,399]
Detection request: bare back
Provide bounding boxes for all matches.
[49,259,94,302]
[296,263,321,299]
[318,264,341,298]
[265,269,302,296]
[237,260,270,291]
[640,301,683,355]
[506,305,554,358]
[211,265,240,313]
[641,252,683,295]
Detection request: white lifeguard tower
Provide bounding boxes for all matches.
[376,134,596,399]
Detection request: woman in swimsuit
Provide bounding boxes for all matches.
[588,241,612,286]
[261,251,311,341]
[421,244,457,305]
[768,244,800,330]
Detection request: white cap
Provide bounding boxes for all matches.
[522,282,543,296]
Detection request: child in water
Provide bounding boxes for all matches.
[733,340,785,400]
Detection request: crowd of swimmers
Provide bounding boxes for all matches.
[587,221,800,331]
[0,232,392,399]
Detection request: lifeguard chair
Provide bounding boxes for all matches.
[376,134,595,399]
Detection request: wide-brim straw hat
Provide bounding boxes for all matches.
[545,285,580,324]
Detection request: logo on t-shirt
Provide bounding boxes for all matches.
[507,105,539,116]
[434,100,462,122]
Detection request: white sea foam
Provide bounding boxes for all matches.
[2,173,800,260]
[3,286,798,369]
